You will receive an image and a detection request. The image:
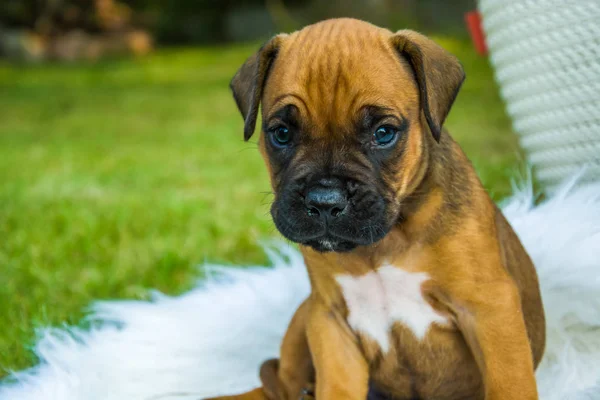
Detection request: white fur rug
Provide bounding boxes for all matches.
[1,177,600,400]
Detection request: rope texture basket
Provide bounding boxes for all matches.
[478,0,600,192]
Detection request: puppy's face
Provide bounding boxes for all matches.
[231,19,464,252]
[259,32,421,253]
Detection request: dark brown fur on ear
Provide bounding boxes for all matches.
[391,30,465,142]
[230,34,287,141]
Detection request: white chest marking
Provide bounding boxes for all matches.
[336,265,448,352]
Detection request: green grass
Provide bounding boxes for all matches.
[0,37,521,376]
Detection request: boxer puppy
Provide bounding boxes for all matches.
[211,18,545,400]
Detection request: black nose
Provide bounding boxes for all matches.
[304,186,348,219]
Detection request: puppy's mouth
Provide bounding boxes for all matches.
[303,237,358,252]
[271,194,392,253]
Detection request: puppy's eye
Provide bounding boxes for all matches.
[269,126,292,147]
[372,125,399,147]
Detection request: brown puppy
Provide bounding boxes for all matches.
[211,18,545,400]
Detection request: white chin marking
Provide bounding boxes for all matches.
[336,265,448,353]
[318,239,335,250]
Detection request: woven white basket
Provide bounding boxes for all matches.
[478,0,600,192]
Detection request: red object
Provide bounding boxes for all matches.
[465,11,488,56]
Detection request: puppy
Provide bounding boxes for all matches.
[212,18,545,400]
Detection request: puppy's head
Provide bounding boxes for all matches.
[231,19,464,253]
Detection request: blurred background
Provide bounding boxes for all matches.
[1,0,476,61]
[0,0,521,376]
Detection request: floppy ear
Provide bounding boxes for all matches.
[390,30,465,142]
[230,34,287,141]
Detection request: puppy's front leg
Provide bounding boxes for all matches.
[306,300,369,400]
[273,298,315,399]
[446,279,538,400]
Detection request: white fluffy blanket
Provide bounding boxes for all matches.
[1,178,599,400]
